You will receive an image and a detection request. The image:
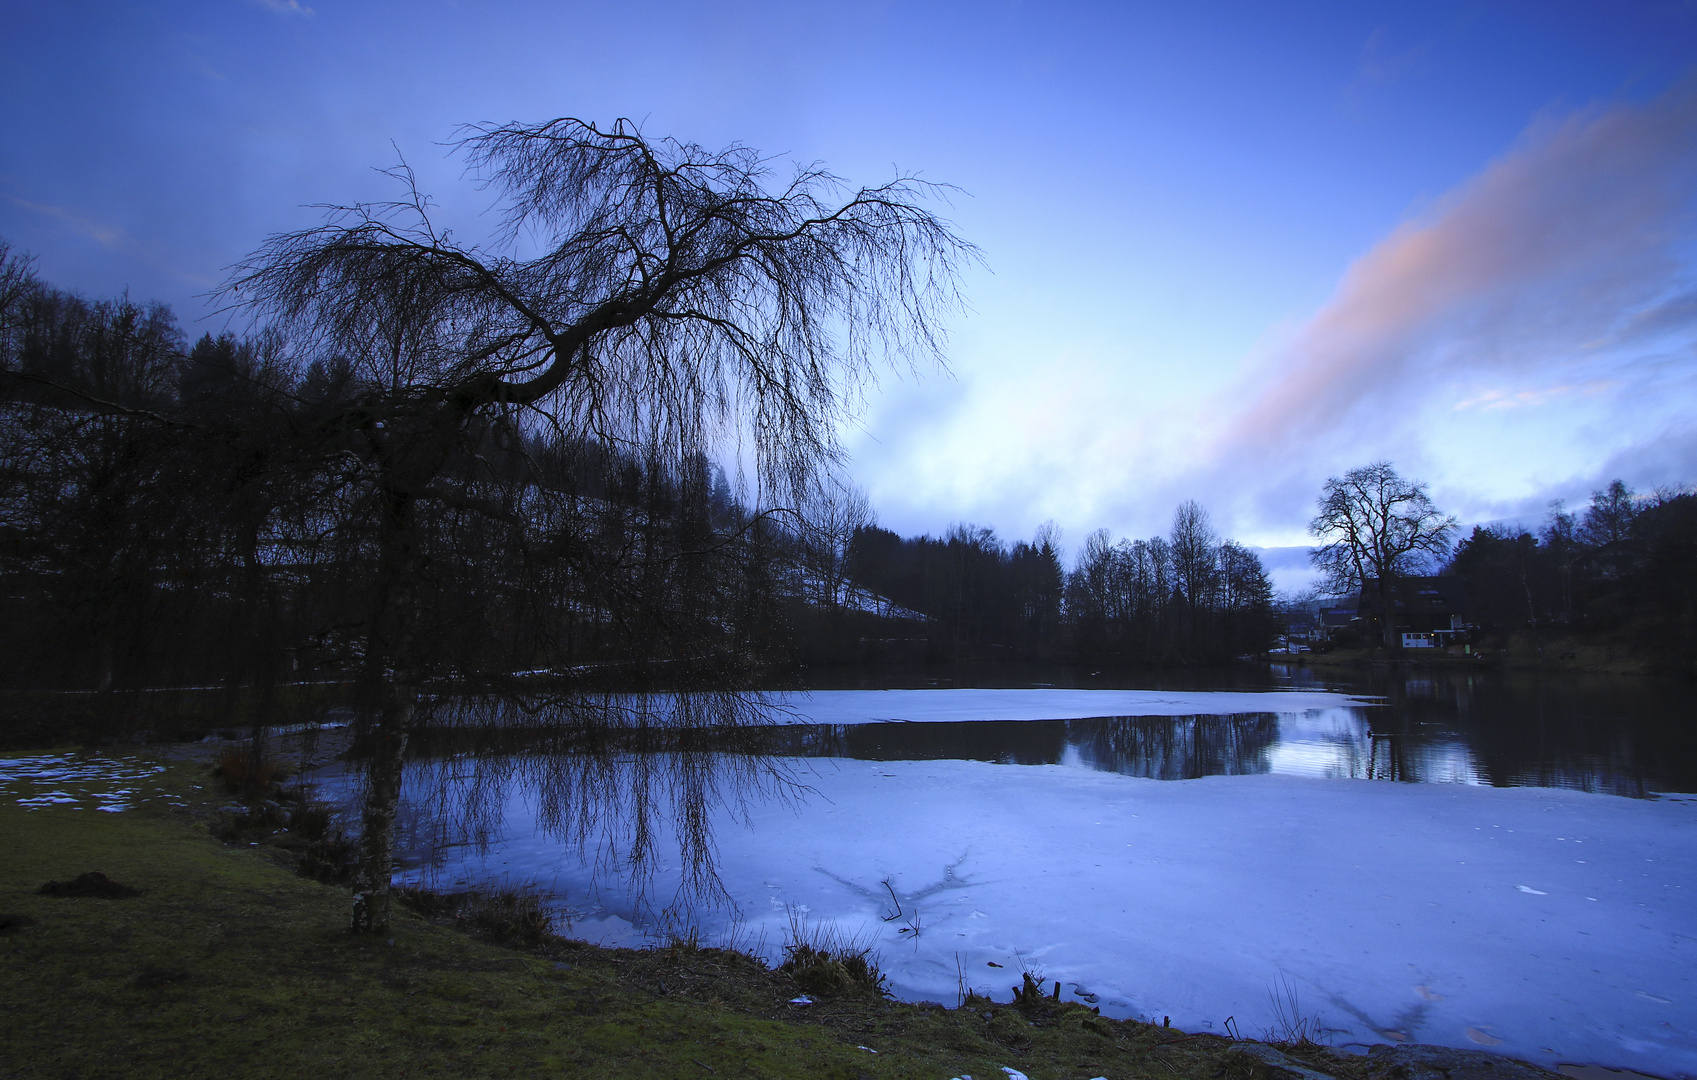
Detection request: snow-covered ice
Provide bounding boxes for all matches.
[368,755,1697,1077]
[292,686,1693,1076]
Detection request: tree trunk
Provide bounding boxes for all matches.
[1378,578,1401,654]
[349,683,413,934]
[243,536,278,772]
[350,479,424,934]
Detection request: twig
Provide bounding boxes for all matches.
[879,879,903,922]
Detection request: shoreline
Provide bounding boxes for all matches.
[1259,637,1675,679]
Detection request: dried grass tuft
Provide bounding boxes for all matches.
[777,909,887,999]
[213,747,283,796]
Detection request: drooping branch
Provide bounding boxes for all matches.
[220,117,977,505]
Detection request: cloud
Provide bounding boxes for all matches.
[1451,380,1614,413]
[1187,78,1697,534]
[846,79,1697,554]
[2,194,126,249]
[252,0,314,16]
[1343,26,1432,111]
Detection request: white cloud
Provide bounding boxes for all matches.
[251,0,314,16]
[1201,80,1697,501]
[852,80,1697,551]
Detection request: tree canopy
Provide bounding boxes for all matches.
[222,118,974,501]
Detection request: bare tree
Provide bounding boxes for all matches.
[1580,480,1638,547]
[1308,462,1455,652]
[798,478,874,610]
[0,288,192,692]
[1169,500,1219,655]
[1216,540,1274,654]
[0,241,39,342]
[220,118,974,932]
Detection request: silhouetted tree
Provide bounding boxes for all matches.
[220,118,973,931]
[1062,508,1271,664]
[797,479,874,611]
[1580,480,1638,548]
[1309,462,1456,652]
[1169,500,1219,657]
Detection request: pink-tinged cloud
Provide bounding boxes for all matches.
[1199,78,1697,523]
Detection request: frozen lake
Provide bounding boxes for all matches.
[310,670,1697,1076]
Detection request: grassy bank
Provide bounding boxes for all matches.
[0,753,1549,1080]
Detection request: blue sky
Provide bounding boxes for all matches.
[5,1,1696,575]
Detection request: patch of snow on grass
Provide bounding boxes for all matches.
[0,754,168,812]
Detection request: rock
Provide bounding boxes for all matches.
[1365,1044,1564,1080]
[1226,1042,1345,1080]
[1219,1041,1564,1080]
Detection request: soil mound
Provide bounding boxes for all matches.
[38,871,141,898]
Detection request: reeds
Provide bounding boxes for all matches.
[777,908,888,998]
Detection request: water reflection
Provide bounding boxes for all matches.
[732,663,1694,797]
[758,711,1404,784]
[1330,666,1696,797]
[752,663,1695,796]
[346,670,1690,880]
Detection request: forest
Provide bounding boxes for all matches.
[0,255,793,700]
[7,241,1696,717]
[0,247,1279,697]
[1443,481,1697,667]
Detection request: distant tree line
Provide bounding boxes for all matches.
[844,521,1068,661]
[0,234,1281,714]
[13,243,1688,708]
[841,501,1277,665]
[1446,479,1697,668]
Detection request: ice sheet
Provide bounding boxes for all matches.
[382,760,1697,1077]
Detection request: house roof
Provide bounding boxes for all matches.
[1358,576,1472,616]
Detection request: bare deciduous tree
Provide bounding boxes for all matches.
[1308,461,1456,652]
[220,118,974,932]
[798,478,874,611]
[1580,480,1638,547]
[1169,499,1219,654]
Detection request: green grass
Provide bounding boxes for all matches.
[0,754,1400,1080]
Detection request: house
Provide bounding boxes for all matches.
[1357,576,1474,649]
[1317,599,1360,642]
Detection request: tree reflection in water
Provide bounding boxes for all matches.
[376,691,798,916]
[343,671,1691,923]
[761,714,1283,780]
[1062,714,1280,779]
